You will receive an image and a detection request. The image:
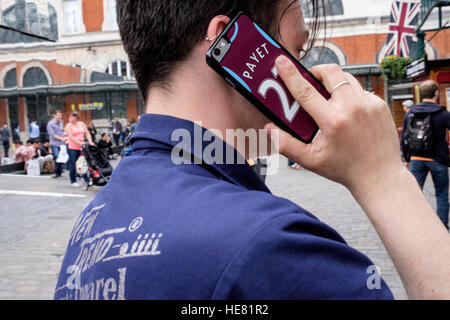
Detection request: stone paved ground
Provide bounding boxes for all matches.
[0,171,101,300]
[0,156,444,300]
[266,156,446,301]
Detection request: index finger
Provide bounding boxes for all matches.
[275,55,330,126]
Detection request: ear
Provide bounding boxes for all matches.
[205,15,231,42]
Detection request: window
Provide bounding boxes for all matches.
[301,0,344,18]
[0,2,58,43]
[105,60,134,80]
[64,0,82,34]
[103,0,118,31]
[22,67,50,130]
[22,67,49,88]
[301,46,341,69]
[4,68,17,88]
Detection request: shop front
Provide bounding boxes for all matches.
[0,81,143,143]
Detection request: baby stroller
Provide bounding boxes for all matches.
[81,145,114,191]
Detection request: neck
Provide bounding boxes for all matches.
[423,98,438,104]
[146,56,252,144]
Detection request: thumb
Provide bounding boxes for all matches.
[264,122,309,165]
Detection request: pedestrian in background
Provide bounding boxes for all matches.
[98,133,114,159]
[13,141,29,164]
[47,110,65,179]
[403,100,414,114]
[401,80,450,229]
[1,122,11,159]
[14,125,20,142]
[65,112,94,187]
[130,118,137,133]
[32,139,53,173]
[111,116,123,146]
[28,120,40,140]
[397,100,415,135]
[88,121,98,144]
[288,159,301,170]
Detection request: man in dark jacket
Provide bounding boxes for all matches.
[1,122,11,159]
[111,117,123,146]
[401,80,450,229]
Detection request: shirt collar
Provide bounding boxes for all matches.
[131,114,271,194]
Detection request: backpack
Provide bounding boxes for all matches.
[405,113,434,155]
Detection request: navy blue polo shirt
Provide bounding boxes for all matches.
[54,114,394,300]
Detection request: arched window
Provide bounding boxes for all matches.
[23,67,49,87]
[0,1,58,43]
[105,60,134,79]
[301,46,341,68]
[4,68,17,88]
[302,0,344,17]
[23,67,49,130]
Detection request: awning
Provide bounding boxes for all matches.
[0,81,139,98]
[342,64,383,77]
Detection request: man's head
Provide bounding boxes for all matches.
[26,139,33,146]
[101,133,109,142]
[402,100,414,113]
[33,139,41,148]
[54,110,63,122]
[420,80,439,102]
[14,140,23,147]
[3,122,6,127]
[117,0,327,101]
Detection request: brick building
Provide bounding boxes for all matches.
[0,0,143,143]
[0,0,449,143]
[301,0,450,130]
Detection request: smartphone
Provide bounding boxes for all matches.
[206,12,331,144]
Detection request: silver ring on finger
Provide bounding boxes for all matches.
[330,81,351,94]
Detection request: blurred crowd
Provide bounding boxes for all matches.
[0,111,138,187]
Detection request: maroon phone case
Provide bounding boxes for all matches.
[207,13,331,143]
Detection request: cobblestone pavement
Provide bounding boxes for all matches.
[266,157,444,301]
[0,156,444,300]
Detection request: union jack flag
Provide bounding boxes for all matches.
[385,0,421,57]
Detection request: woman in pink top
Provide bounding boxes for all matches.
[66,112,94,187]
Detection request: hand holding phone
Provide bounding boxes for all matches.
[206,12,331,144]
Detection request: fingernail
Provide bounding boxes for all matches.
[276,55,292,67]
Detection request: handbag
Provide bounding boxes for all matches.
[76,155,89,175]
[56,145,69,164]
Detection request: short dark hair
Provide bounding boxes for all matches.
[117,0,328,101]
[15,140,23,146]
[54,110,62,115]
[420,80,439,100]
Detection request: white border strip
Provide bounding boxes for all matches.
[0,190,87,198]
[1,174,51,179]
